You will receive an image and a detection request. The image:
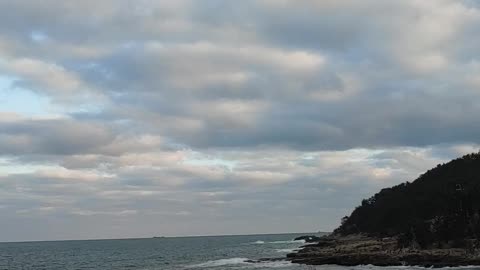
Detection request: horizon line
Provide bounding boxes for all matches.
[0,231,331,244]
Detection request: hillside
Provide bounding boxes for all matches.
[287,152,480,267]
[335,152,480,249]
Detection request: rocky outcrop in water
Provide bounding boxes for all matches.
[294,235,322,243]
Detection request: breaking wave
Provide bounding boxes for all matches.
[251,239,305,244]
[186,257,292,268]
[275,248,301,253]
[187,257,249,268]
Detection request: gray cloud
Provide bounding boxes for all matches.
[1,1,480,150]
[0,117,113,155]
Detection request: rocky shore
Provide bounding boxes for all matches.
[286,234,480,268]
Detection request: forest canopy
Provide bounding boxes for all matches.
[335,152,480,249]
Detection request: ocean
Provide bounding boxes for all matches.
[1,233,479,270]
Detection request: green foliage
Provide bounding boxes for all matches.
[335,152,480,249]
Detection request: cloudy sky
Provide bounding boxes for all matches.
[1,0,480,242]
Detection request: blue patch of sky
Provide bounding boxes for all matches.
[0,155,61,175]
[30,30,49,43]
[0,75,51,117]
[0,75,104,117]
[183,150,236,171]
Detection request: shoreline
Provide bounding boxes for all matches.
[285,234,480,268]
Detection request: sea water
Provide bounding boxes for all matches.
[1,233,479,270]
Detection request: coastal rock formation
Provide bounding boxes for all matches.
[288,152,480,267]
[294,235,322,243]
[287,234,480,267]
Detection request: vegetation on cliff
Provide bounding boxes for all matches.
[335,152,480,249]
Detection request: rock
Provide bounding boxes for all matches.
[294,235,322,243]
[287,234,480,268]
[246,257,287,264]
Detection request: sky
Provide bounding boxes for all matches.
[1,0,480,242]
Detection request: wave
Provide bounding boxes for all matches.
[186,257,249,268]
[254,260,293,268]
[275,248,301,253]
[251,239,305,244]
[186,257,292,268]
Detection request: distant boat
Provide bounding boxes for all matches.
[153,236,166,239]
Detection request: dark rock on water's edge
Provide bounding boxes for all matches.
[245,257,286,264]
[294,235,322,243]
[287,234,480,268]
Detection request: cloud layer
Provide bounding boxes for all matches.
[0,0,479,241]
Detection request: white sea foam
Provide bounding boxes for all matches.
[187,257,293,269]
[251,239,305,244]
[275,248,300,253]
[187,257,249,268]
[254,260,294,268]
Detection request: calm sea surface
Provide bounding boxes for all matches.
[1,233,479,270]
